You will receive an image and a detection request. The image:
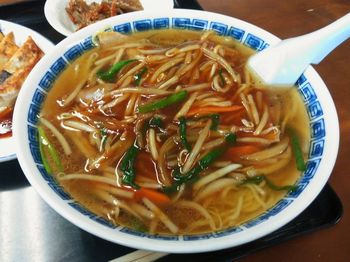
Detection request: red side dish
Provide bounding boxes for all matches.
[0,107,12,138]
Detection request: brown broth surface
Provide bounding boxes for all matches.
[39,29,310,235]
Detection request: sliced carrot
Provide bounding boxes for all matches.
[96,183,170,206]
[221,110,246,124]
[226,145,262,160]
[0,107,12,120]
[135,187,171,206]
[186,105,243,117]
[261,130,279,141]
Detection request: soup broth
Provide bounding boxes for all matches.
[38,29,310,235]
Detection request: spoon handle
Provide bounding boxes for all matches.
[311,12,350,63]
[247,12,350,86]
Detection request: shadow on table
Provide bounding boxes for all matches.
[0,159,30,191]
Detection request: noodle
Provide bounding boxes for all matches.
[193,164,242,192]
[175,91,198,119]
[38,29,310,236]
[201,47,241,84]
[247,94,260,125]
[243,137,289,161]
[150,57,184,83]
[39,118,72,155]
[176,200,216,230]
[182,120,211,173]
[254,105,269,135]
[142,198,179,234]
[194,178,237,202]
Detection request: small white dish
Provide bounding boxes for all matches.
[0,19,54,162]
[44,0,174,36]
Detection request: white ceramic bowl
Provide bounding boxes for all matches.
[13,9,339,253]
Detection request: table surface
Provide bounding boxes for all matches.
[0,0,350,261]
[197,0,350,261]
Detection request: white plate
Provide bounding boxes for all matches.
[0,20,54,162]
[44,0,174,36]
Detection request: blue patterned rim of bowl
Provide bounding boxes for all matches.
[26,16,326,241]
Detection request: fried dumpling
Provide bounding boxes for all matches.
[0,32,19,71]
[2,36,43,74]
[0,36,43,108]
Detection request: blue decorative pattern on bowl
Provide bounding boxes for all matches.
[191,19,208,31]
[69,202,116,228]
[244,33,266,50]
[26,16,326,241]
[153,18,170,30]
[209,21,228,35]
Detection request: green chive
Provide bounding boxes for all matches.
[209,114,220,130]
[242,175,265,185]
[138,90,188,113]
[120,144,140,189]
[97,59,136,82]
[130,218,148,233]
[163,133,236,193]
[141,117,164,138]
[134,67,148,86]
[148,117,164,128]
[37,126,63,173]
[179,117,191,151]
[225,133,237,145]
[38,130,52,174]
[287,128,306,171]
[242,175,298,192]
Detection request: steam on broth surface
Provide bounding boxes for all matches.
[38,29,310,235]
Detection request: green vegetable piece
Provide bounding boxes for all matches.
[209,114,220,130]
[164,135,236,193]
[38,129,52,174]
[138,90,188,113]
[38,126,63,173]
[97,59,136,82]
[225,133,237,145]
[141,117,164,138]
[179,117,191,151]
[134,67,148,86]
[242,175,265,185]
[242,175,298,192]
[120,144,140,189]
[218,68,226,86]
[197,147,226,171]
[164,147,226,194]
[130,218,148,233]
[162,179,182,194]
[148,117,164,128]
[287,128,306,171]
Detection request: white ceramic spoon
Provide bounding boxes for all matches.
[247,12,350,87]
